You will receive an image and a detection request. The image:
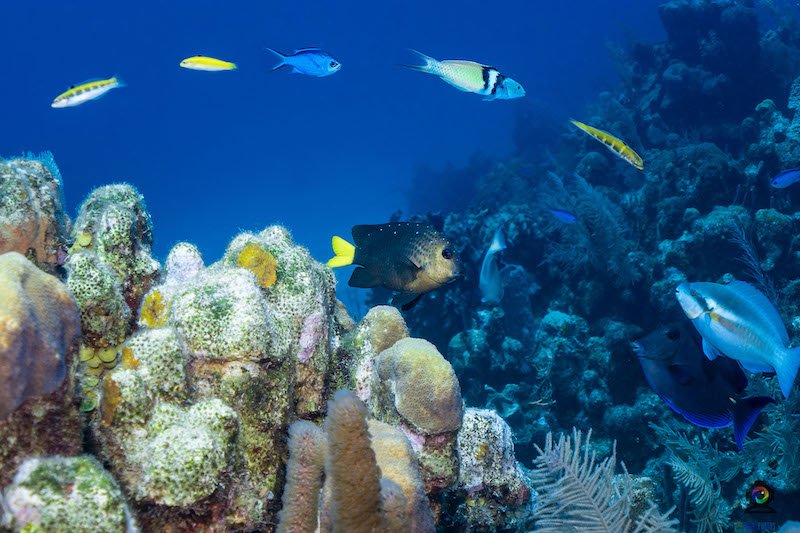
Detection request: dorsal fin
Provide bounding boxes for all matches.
[294,47,322,53]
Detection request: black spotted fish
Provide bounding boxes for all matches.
[570,119,644,170]
[402,50,525,101]
[327,222,461,310]
[676,280,800,398]
[633,320,774,450]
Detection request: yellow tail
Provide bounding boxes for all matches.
[327,236,355,268]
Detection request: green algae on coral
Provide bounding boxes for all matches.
[0,456,137,533]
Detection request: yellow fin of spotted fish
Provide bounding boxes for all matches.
[327,236,355,268]
[570,119,644,171]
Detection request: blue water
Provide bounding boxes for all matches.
[0,0,662,264]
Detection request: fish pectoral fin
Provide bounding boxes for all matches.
[702,338,724,361]
[731,396,774,451]
[348,267,380,288]
[392,291,423,311]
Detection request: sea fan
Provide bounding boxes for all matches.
[728,222,778,304]
[531,429,677,532]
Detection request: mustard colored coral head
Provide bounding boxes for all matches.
[237,242,278,289]
[140,289,169,328]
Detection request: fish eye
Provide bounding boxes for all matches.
[330,61,337,67]
[666,328,680,340]
[442,248,454,260]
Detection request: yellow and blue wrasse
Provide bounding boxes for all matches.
[569,119,644,170]
[51,77,124,108]
[402,50,525,101]
[179,55,237,72]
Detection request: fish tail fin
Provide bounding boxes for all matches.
[732,396,774,451]
[327,236,355,268]
[488,228,507,254]
[400,49,438,73]
[569,118,586,131]
[776,347,800,398]
[265,48,286,71]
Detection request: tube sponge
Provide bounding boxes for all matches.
[325,390,386,533]
[277,421,326,533]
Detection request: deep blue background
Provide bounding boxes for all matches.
[0,1,664,269]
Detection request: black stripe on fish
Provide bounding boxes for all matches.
[491,72,505,95]
[481,67,498,92]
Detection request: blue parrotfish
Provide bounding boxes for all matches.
[549,208,577,224]
[675,280,800,398]
[266,48,341,77]
[770,167,800,189]
[327,222,461,311]
[633,320,774,450]
[479,228,507,304]
[401,50,525,101]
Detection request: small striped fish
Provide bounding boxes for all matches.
[402,49,524,101]
[180,55,237,71]
[570,119,644,170]
[51,77,124,108]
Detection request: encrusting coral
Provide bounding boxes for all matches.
[0,252,82,487]
[0,455,138,533]
[0,153,70,274]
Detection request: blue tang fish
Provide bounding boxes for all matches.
[549,208,577,224]
[266,47,341,77]
[633,320,774,450]
[676,281,800,398]
[479,228,507,304]
[770,167,800,188]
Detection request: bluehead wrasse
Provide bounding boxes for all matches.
[51,77,124,108]
[402,49,524,101]
[569,119,644,170]
[180,56,237,71]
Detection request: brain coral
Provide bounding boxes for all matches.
[374,338,464,435]
[0,154,70,273]
[0,252,80,418]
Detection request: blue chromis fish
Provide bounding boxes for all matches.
[327,222,460,310]
[676,281,800,398]
[402,50,525,101]
[569,119,644,170]
[51,77,124,108]
[266,48,341,77]
[633,320,774,450]
[479,228,507,305]
[549,208,577,224]
[770,167,800,188]
[180,56,237,71]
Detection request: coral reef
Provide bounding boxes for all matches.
[0,252,82,487]
[0,153,70,274]
[0,456,137,533]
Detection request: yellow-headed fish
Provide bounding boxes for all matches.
[180,55,237,72]
[327,222,461,310]
[570,119,644,170]
[402,50,525,101]
[51,77,124,108]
